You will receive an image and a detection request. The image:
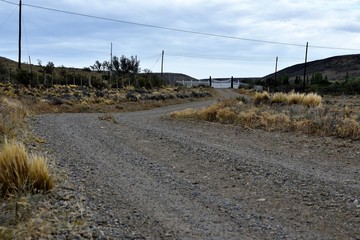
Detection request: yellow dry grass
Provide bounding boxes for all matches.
[170,92,359,140]
[336,118,360,139]
[216,107,237,124]
[170,108,197,119]
[302,93,322,107]
[271,92,288,104]
[0,141,54,197]
[254,91,270,104]
[0,97,29,140]
[287,92,305,105]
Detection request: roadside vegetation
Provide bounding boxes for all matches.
[260,72,360,95]
[170,90,360,140]
[0,55,213,238]
[0,96,57,238]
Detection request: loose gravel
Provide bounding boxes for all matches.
[32,90,360,239]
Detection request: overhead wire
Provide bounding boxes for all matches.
[22,13,31,65]
[1,0,359,52]
[150,54,161,71]
[166,53,304,62]
[0,5,17,30]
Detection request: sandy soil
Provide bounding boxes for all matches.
[32,90,360,239]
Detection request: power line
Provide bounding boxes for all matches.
[1,0,359,51]
[150,54,161,71]
[0,4,17,30]
[0,0,17,5]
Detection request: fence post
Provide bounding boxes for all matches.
[209,76,212,88]
[88,75,92,87]
[231,76,234,88]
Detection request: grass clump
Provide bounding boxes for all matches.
[302,93,322,107]
[255,91,322,107]
[254,91,270,104]
[0,141,54,197]
[170,108,197,119]
[216,107,237,124]
[271,92,288,104]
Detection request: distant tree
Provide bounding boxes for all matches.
[44,61,55,74]
[112,56,121,75]
[129,55,140,74]
[90,60,102,73]
[102,61,111,72]
[143,68,152,74]
[112,55,140,75]
[120,55,130,74]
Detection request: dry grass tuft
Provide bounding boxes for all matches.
[271,92,288,104]
[170,108,197,119]
[198,104,222,121]
[287,92,305,105]
[0,141,29,196]
[216,107,237,124]
[0,141,54,197]
[336,118,360,139]
[28,155,55,193]
[302,93,322,107]
[254,91,270,104]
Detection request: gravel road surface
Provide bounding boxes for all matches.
[32,90,360,239]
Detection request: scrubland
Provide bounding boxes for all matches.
[171,90,360,140]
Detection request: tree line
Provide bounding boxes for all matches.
[0,55,164,89]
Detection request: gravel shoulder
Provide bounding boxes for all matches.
[32,90,360,239]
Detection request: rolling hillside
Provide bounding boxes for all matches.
[263,54,360,82]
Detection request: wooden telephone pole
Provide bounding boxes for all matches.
[161,50,164,79]
[303,42,309,92]
[18,0,22,70]
[274,56,278,82]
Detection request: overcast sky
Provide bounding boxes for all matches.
[1,0,360,79]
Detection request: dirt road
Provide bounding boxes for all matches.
[33,90,360,239]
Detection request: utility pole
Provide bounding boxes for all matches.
[303,42,309,92]
[110,42,113,86]
[161,50,164,80]
[18,0,22,70]
[274,56,278,83]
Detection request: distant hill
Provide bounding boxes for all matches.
[263,54,360,82]
[153,73,198,84]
